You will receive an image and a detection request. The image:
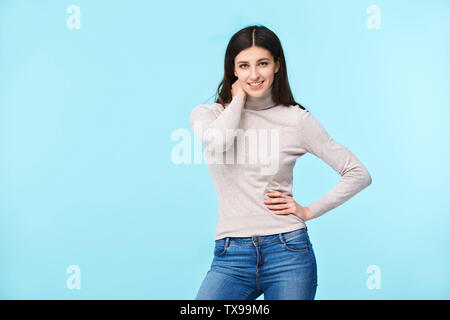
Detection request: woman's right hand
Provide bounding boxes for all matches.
[231,79,247,102]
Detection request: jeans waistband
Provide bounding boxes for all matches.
[216,226,308,245]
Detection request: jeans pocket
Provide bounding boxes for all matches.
[214,240,229,257]
[281,230,310,252]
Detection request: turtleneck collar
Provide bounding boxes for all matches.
[244,85,277,111]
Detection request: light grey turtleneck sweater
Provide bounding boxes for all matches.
[189,86,372,240]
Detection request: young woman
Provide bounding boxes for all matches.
[189,25,372,300]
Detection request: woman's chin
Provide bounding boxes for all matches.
[246,87,268,98]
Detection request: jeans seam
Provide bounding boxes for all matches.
[311,243,317,287]
[242,288,258,300]
[279,231,309,252]
[262,246,266,268]
[254,243,262,293]
[283,229,306,240]
[214,237,230,256]
[281,242,310,252]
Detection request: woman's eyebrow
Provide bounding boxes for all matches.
[236,58,270,64]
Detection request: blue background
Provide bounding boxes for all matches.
[1,0,449,299]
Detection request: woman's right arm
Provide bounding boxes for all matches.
[189,95,245,153]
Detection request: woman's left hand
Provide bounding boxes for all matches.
[264,192,315,222]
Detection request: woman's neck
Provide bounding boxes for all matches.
[244,85,277,111]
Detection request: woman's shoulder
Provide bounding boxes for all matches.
[190,101,224,121]
[271,103,311,126]
[194,99,225,110]
[285,103,313,122]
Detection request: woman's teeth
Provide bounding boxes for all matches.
[249,81,263,87]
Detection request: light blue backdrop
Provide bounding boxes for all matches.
[1,0,449,299]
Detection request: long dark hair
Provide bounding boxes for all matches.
[215,25,308,112]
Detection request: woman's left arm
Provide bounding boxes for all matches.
[297,109,372,219]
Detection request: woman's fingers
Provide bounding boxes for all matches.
[266,192,288,198]
[264,198,287,204]
[264,192,309,220]
[270,204,295,214]
[264,192,290,203]
[264,192,295,214]
[265,202,290,208]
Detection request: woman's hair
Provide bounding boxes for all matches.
[215,25,308,112]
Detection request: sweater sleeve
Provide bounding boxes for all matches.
[297,109,372,218]
[189,96,245,153]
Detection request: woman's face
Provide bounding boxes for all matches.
[234,46,280,98]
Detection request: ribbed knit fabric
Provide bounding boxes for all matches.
[189,86,372,240]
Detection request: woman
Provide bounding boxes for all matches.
[189,25,372,300]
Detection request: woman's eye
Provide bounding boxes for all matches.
[239,62,268,68]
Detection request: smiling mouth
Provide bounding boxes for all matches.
[248,80,264,87]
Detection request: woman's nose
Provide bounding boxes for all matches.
[250,67,260,79]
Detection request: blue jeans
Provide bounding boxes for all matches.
[195,227,317,300]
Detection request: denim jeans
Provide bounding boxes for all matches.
[195,227,317,300]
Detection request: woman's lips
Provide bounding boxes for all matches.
[248,80,264,89]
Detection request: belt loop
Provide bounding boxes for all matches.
[225,237,230,248]
[278,233,285,244]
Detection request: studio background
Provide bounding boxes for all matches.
[1,0,449,299]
